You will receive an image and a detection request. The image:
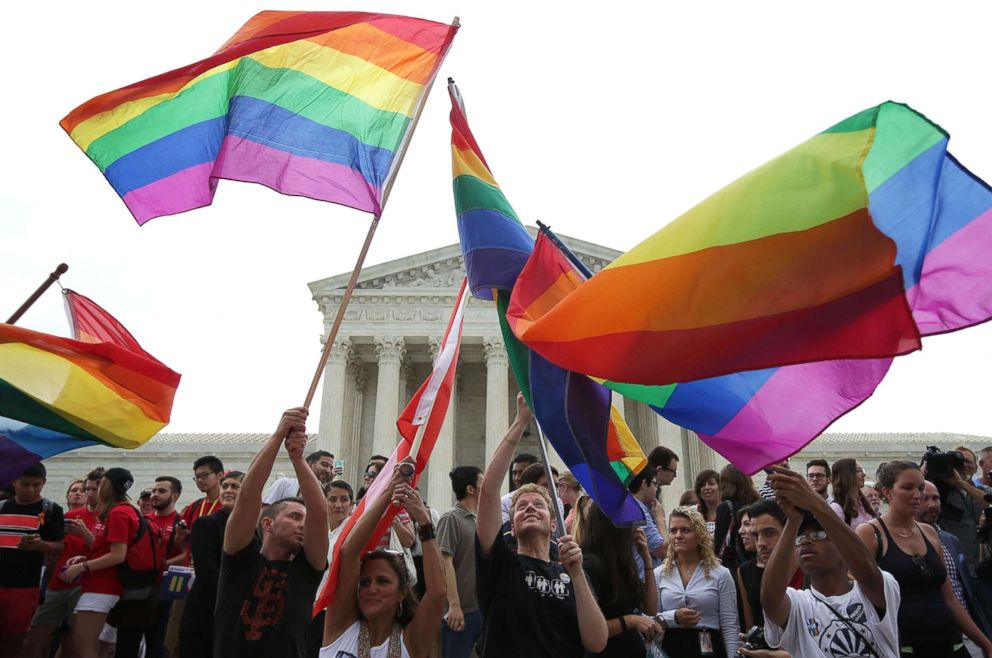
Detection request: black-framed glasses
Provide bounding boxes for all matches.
[806,473,828,480]
[193,471,218,481]
[911,554,934,579]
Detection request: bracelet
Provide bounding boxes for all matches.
[418,523,436,541]
[618,615,628,631]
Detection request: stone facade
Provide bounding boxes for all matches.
[39,233,992,512]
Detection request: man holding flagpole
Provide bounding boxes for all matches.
[475,393,607,657]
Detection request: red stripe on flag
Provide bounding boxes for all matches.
[0,514,41,530]
[313,279,469,616]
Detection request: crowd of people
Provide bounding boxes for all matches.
[3,398,992,658]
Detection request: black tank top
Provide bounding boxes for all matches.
[876,518,959,646]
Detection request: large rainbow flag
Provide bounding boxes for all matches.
[0,293,180,485]
[62,11,458,224]
[510,103,992,472]
[450,80,646,522]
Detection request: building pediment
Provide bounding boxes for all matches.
[308,227,622,296]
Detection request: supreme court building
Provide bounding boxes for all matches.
[41,231,992,510]
[306,229,710,511]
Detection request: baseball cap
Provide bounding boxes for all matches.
[139,488,153,499]
[103,467,134,497]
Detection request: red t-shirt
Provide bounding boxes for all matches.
[147,510,182,560]
[48,506,100,591]
[179,497,221,565]
[81,503,139,595]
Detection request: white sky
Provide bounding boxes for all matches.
[3,1,991,438]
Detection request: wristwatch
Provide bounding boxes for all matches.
[418,522,436,541]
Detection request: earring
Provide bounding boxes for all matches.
[397,601,404,617]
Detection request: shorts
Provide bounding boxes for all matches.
[0,586,41,635]
[75,592,121,614]
[31,586,83,627]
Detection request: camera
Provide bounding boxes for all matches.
[923,446,965,480]
[742,626,768,651]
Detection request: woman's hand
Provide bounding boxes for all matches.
[394,484,431,526]
[625,614,663,640]
[674,607,700,627]
[61,562,86,583]
[634,528,651,560]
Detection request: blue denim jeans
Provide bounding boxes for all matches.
[441,609,483,658]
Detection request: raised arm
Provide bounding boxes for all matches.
[286,430,328,571]
[635,528,659,616]
[401,486,447,658]
[477,393,531,557]
[760,502,800,628]
[559,533,608,652]
[324,466,404,645]
[224,408,307,555]
[768,466,886,611]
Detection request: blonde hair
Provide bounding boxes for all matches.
[510,483,554,517]
[557,471,580,492]
[571,493,592,545]
[662,506,720,577]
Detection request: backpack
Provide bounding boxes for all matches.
[118,513,168,593]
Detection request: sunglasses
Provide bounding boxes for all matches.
[911,554,934,579]
[794,530,829,546]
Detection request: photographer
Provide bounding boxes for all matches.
[923,447,989,576]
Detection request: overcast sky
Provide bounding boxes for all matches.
[3,1,991,439]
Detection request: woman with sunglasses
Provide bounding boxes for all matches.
[857,461,992,658]
[322,462,445,658]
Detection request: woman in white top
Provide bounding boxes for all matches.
[655,506,740,657]
[321,463,445,658]
[829,458,876,529]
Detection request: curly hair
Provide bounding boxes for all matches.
[662,506,721,578]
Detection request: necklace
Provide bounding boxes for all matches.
[357,620,403,658]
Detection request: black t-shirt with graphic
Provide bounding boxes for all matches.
[476,531,582,658]
[213,536,324,658]
[0,497,64,588]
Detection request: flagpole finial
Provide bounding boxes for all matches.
[536,220,550,232]
[448,77,455,84]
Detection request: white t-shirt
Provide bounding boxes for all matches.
[764,570,901,658]
[262,477,300,504]
[320,620,411,658]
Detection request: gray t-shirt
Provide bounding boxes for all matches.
[437,502,479,613]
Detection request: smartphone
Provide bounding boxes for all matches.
[334,459,345,475]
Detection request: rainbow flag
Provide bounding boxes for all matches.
[62,11,458,224]
[449,79,534,299]
[0,296,180,485]
[450,81,645,523]
[510,103,992,473]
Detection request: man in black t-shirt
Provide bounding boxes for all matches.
[0,462,64,658]
[214,408,327,658]
[475,394,607,658]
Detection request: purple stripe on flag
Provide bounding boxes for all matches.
[214,136,380,215]
[699,358,893,474]
[912,207,992,335]
[123,163,218,225]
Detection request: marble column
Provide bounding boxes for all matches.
[317,337,351,455]
[343,353,367,487]
[655,415,688,513]
[483,336,509,474]
[372,336,406,459]
[427,337,458,509]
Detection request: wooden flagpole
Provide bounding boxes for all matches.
[303,17,460,409]
[6,263,69,325]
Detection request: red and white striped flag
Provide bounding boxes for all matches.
[313,278,470,615]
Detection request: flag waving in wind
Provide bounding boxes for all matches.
[0,291,180,485]
[314,278,469,615]
[62,11,458,224]
[449,79,646,524]
[509,103,992,473]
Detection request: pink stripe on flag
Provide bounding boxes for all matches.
[912,208,992,335]
[123,163,218,225]
[699,358,893,474]
[213,136,380,215]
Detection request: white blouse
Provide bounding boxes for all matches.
[320,620,411,658]
[655,562,740,655]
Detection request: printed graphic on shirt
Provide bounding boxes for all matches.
[239,565,289,641]
[809,602,877,657]
[523,570,571,600]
